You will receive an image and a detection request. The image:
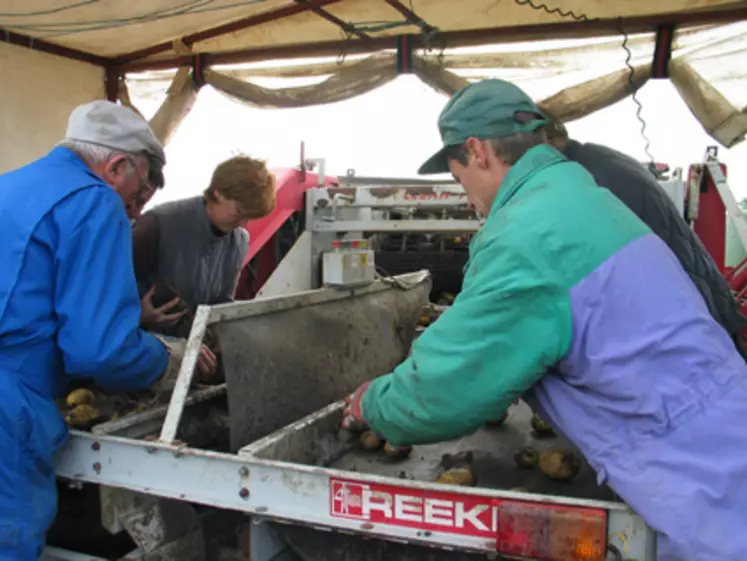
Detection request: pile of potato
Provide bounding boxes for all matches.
[514,446,581,482]
[514,414,581,482]
[63,388,101,428]
[358,430,413,460]
[418,292,456,328]
[59,387,155,429]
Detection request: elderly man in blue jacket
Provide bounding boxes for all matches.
[0,101,179,559]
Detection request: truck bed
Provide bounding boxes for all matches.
[243,399,615,502]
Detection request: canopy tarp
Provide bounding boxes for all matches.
[0,0,745,60]
[1,1,746,150]
[121,20,747,150]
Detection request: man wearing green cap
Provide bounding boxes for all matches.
[343,79,747,560]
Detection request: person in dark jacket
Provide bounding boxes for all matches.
[132,155,277,380]
[132,155,276,308]
[542,112,747,359]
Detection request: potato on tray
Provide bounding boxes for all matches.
[538,449,581,481]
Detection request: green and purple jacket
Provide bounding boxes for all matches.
[362,145,747,561]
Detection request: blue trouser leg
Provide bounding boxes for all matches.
[0,526,46,561]
[0,376,66,560]
[0,429,56,560]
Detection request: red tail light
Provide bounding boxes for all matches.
[497,500,607,561]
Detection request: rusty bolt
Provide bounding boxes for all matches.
[239,487,250,499]
[91,442,100,452]
[93,462,102,474]
[361,523,374,530]
[239,467,249,478]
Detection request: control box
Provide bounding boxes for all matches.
[322,239,375,288]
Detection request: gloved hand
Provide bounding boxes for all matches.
[151,336,216,393]
[151,335,186,395]
[341,381,371,430]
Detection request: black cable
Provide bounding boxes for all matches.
[512,0,657,175]
[513,0,590,22]
[606,544,624,561]
[1,0,270,37]
[0,1,100,18]
[617,18,656,174]
[336,28,354,66]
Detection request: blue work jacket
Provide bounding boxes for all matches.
[0,146,167,482]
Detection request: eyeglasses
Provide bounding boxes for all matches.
[126,157,156,210]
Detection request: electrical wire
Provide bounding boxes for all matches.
[331,0,439,66]
[5,0,423,38]
[0,0,271,38]
[512,0,657,174]
[513,0,589,22]
[333,0,440,59]
[2,0,215,30]
[0,0,100,18]
[2,0,440,64]
[407,0,442,56]
[617,18,656,172]
[350,20,412,34]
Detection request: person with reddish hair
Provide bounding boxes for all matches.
[132,155,277,377]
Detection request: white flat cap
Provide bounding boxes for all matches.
[65,100,166,186]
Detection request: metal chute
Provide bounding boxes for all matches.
[215,271,431,452]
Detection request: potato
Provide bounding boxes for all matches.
[531,414,555,437]
[66,388,95,408]
[435,468,474,487]
[538,450,581,481]
[513,446,539,469]
[65,404,101,427]
[360,430,383,451]
[383,442,412,459]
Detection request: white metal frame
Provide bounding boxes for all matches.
[54,424,654,559]
[305,184,481,234]
[324,184,469,208]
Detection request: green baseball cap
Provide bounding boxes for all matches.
[418,79,548,175]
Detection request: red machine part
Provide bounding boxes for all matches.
[690,162,727,275]
[689,161,747,348]
[725,252,747,351]
[235,168,338,298]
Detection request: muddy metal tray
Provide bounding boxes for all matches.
[243,399,615,502]
[240,400,655,560]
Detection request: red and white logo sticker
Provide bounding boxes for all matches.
[330,478,498,538]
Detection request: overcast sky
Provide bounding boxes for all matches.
[133,76,747,209]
